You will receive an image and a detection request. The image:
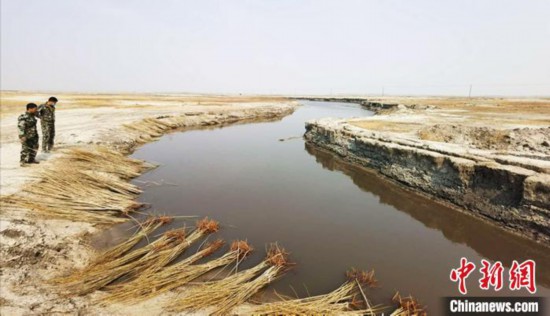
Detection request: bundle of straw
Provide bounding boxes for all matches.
[171,244,291,315]
[52,225,181,286]
[2,169,142,222]
[104,239,253,302]
[56,218,219,296]
[56,228,188,295]
[390,292,427,316]
[103,239,226,302]
[248,283,363,315]
[248,268,382,315]
[210,244,292,316]
[137,217,220,277]
[92,228,186,273]
[123,118,175,144]
[90,216,172,266]
[170,258,270,312]
[1,146,153,223]
[56,146,154,179]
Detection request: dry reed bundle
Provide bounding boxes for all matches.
[2,168,142,222]
[55,218,218,296]
[54,228,188,295]
[170,258,270,312]
[52,227,180,286]
[132,218,220,278]
[56,146,154,179]
[90,216,172,266]
[123,118,175,144]
[103,239,252,303]
[345,268,378,288]
[103,239,226,302]
[92,228,186,273]
[209,244,292,316]
[248,268,381,315]
[1,194,131,224]
[0,146,151,223]
[390,292,427,316]
[249,283,362,316]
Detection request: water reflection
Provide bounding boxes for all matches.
[305,142,550,287]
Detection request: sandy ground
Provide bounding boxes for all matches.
[348,97,550,151]
[312,96,545,137]
[0,91,297,315]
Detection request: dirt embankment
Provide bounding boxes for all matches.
[0,92,297,315]
[304,96,550,245]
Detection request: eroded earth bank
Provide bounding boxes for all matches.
[303,96,550,244]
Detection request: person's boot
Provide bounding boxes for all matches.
[20,161,28,167]
[28,159,40,164]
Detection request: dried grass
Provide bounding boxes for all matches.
[56,146,153,178]
[53,227,186,295]
[196,217,220,233]
[249,282,365,315]
[346,268,378,288]
[122,117,189,145]
[134,218,219,277]
[390,292,427,316]
[53,218,218,296]
[123,118,171,143]
[171,244,291,315]
[0,146,152,223]
[103,239,253,303]
[171,260,269,312]
[93,228,184,273]
[90,216,172,267]
[248,268,383,316]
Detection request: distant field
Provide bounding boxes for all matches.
[3,92,549,129]
[0,91,288,117]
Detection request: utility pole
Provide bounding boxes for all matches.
[468,84,472,99]
[382,86,385,97]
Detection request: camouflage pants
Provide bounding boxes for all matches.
[41,121,55,151]
[21,136,39,163]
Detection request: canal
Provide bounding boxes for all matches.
[104,101,550,313]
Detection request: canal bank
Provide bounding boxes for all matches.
[304,117,550,245]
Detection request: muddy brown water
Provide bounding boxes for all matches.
[97,101,549,314]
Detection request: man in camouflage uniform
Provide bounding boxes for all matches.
[18,103,40,167]
[37,96,58,152]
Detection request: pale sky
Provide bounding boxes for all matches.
[1,0,549,96]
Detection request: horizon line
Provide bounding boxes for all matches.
[2,89,549,99]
